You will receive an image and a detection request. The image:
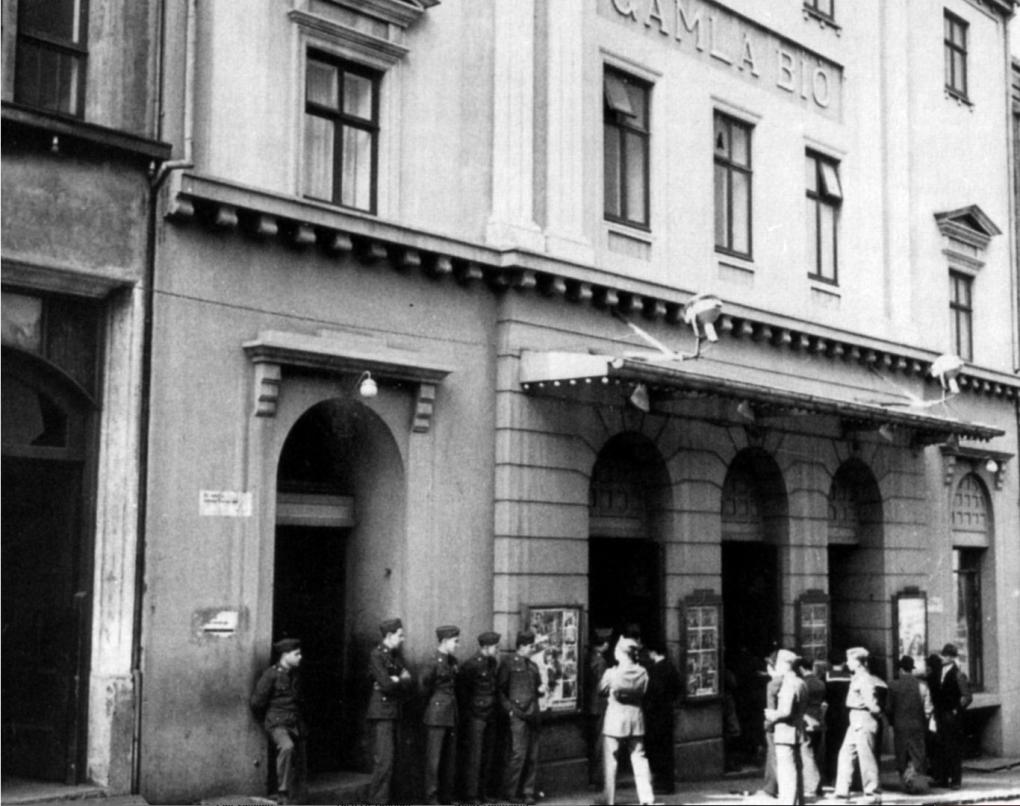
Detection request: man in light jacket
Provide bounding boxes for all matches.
[834,647,883,805]
[764,649,809,805]
[599,637,655,806]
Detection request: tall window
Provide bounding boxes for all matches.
[604,68,650,229]
[949,271,973,360]
[303,53,379,213]
[954,548,983,687]
[805,152,842,283]
[944,11,968,100]
[805,0,834,21]
[714,113,752,258]
[14,0,88,116]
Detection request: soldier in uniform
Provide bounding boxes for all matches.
[764,649,809,805]
[367,618,413,805]
[250,637,307,805]
[499,631,544,805]
[584,629,612,790]
[458,630,502,803]
[421,625,461,805]
[833,647,883,805]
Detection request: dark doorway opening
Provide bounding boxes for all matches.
[828,544,859,654]
[272,525,347,774]
[589,537,662,644]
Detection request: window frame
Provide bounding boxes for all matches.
[949,270,974,361]
[944,10,969,101]
[804,0,835,22]
[953,547,984,688]
[603,66,651,231]
[805,151,842,285]
[713,112,753,260]
[13,0,89,117]
[302,50,381,215]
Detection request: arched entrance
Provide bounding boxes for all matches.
[827,459,884,663]
[2,348,94,782]
[587,433,670,645]
[720,447,787,770]
[273,397,405,775]
[951,472,992,687]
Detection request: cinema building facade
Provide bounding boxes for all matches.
[102,0,1020,800]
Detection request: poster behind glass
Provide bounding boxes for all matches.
[684,604,719,698]
[525,606,581,713]
[895,592,928,674]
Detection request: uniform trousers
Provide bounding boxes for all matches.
[775,741,804,805]
[603,735,654,806]
[835,717,881,797]
[762,731,778,796]
[502,715,540,801]
[425,725,457,804]
[937,711,965,786]
[367,719,397,804]
[463,714,498,800]
[585,713,605,786]
[269,727,307,804]
[801,731,823,796]
[645,714,676,793]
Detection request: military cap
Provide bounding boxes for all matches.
[941,643,959,658]
[478,631,501,647]
[379,617,403,636]
[775,648,800,666]
[436,625,460,641]
[274,637,301,654]
[516,630,537,648]
[846,646,870,661]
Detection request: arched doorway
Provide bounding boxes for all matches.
[587,433,670,645]
[273,397,405,775]
[951,473,992,688]
[720,447,787,770]
[827,460,884,664]
[2,348,94,782]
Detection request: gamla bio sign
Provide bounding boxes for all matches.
[602,0,843,119]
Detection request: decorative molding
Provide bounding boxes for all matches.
[412,383,437,433]
[289,10,409,68]
[940,445,1012,490]
[934,206,1002,252]
[253,362,283,417]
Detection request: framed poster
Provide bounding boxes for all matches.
[681,590,722,700]
[894,588,927,673]
[522,604,582,714]
[796,589,830,663]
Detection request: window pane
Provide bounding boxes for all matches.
[624,132,647,224]
[731,123,749,167]
[806,198,818,273]
[731,171,750,254]
[604,124,621,218]
[819,161,842,199]
[945,45,953,88]
[819,203,836,280]
[805,155,818,194]
[952,51,966,92]
[1,376,68,448]
[303,114,334,200]
[1,293,43,352]
[714,117,729,157]
[604,73,634,117]
[306,60,338,108]
[958,310,973,360]
[341,125,372,210]
[625,81,647,127]
[15,42,82,115]
[343,72,373,119]
[714,164,729,248]
[18,0,82,42]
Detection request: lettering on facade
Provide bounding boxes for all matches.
[603,0,842,118]
[199,489,253,517]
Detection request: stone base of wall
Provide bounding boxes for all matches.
[677,738,725,780]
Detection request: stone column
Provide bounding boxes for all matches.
[486,0,545,251]
[544,0,593,263]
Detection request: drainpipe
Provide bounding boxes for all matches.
[131,0,196,793]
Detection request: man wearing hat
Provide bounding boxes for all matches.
[250,638,306,804]
[584,629,612,790]
[833,647,883,805]
[458,630,502,802]
[421,625,461,805]
[886,655,934,794]
[932,643,971,789]
[367,618,413,804]
[764,649,808,805]
[499,631,544,805]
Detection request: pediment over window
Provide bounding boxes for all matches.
[934,205,1002,251]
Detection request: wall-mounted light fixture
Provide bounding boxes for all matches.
[628,383,650,412]
[356,371,378,398]
[736,400,756,422]
[985,458,999,474]
[878,424,895,443]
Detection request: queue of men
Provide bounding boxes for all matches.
[249,625,972,806]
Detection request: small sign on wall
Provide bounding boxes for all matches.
[199,490,253,517]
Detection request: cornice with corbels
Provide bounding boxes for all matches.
[164,172,1020,405]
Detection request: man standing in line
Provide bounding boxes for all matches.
[499,631,544,805]
[366,618,413,804]
[584,629,611,790]
[764,649,808,805]
[933,643,972,790]
[459,630,501,803]
[886,655,934,794]
[643,641,680,795]
[250,638,307,805]
[833,647,883,805]
[421,625,461,805]
[800,659,828,800]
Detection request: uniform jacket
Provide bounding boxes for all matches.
[599,662,649,738]
[421,651,459,727]
[934,662,972,716]
[250,664,305,733]
[886,674,933,731]
[498,653,542,723]
[585,648,608,716]
[770,671,808,745]
[845,668,883,731]
[367,643,412,720]
[459,651,500,720]
[763,675,782,733]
